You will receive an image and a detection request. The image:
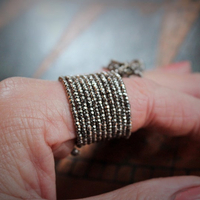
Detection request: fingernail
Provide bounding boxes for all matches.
[174,186,200,200]
[165,61,190,68]
[162,61,191,74]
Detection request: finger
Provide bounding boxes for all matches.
[144,61,200,98]
[1,75,200,161]
[81,176,200,200]
[0,77,76,160]
[144,71,200,98]
[124,76,200,137]
[105,61,199,98]
[157,61,192,74]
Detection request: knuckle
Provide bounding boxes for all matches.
[0,77,18,90]
[0,77,29,129]
[0,77,23,98]
[0,79,45,147]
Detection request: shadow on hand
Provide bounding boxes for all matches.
[56,130,200,199]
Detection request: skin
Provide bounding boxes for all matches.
[0,62,200,200]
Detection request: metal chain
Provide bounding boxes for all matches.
[59,59,143,156]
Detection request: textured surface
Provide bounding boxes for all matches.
[0,0,200,199]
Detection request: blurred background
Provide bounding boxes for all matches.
[0,0,200,199]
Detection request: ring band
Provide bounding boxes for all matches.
[59,60,143,155]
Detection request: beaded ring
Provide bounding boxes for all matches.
[59,60,143,155]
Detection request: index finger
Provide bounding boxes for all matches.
[1,74,200,160]
[125,76,200,137]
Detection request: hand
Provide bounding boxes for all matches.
[0,61,200,200]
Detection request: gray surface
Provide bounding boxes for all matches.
[42,7,163,80]
[0,0,199,80]
[175,15,200,72]
[0,1,81,80]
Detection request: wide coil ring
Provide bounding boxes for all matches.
[59,70,132,151]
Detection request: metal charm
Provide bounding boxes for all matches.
[105,59,144,77]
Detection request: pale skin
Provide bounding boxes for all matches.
[0,62,200,200]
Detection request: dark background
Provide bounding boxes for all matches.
[0,0,200,199]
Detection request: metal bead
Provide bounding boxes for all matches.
[71,148,80,156]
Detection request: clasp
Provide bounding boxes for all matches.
[105,59,144,77]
